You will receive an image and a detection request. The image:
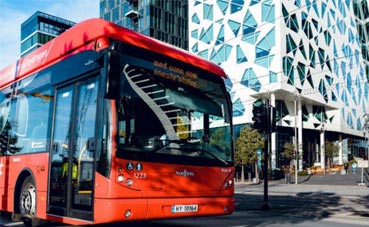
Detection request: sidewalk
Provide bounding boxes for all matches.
[235,169,369,198]
[235,170,369,223]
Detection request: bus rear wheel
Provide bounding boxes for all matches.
[19,176,42,227]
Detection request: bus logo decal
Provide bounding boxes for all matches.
[20,49,49,72]
[221,168,231,173]
[176,169,195,177]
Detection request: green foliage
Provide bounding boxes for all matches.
[1,120,22,154]
[325,140,340,158]
[298,170,309,176]
[281,142,295,161]
[325,140,340,168]
[235,126,264,165]
[281,142,296,174]
[210,127,226,148]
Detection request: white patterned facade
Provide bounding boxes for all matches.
[189,0,369,169]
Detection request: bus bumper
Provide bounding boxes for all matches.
[93,196,234,223]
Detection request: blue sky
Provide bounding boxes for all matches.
[0,0,99,69]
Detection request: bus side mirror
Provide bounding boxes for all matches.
[105,51,121,99]
[86,137,96,152]
[52,142,59,153]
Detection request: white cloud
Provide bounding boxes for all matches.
[0,0,99,69]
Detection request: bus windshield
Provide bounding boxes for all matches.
[115,56,232,166]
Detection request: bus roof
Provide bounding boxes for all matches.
[0,18,227,89]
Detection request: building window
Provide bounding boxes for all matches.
[203,3,213,21]
[100,0,106,15]
[104,12,111,21]
[269,71,278,83]
[113,7,120,22]
[262,2,275,23]
[108,0,115,10]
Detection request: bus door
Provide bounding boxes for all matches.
[48,76,99,221]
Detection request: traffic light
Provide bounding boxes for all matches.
[252,104,267,132]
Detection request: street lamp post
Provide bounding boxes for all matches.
[320,122,325,174]
[364,131,366,152]
[294,94,298,184]
[358,113,369,186]
[319,107,326,174]
[363,114,369,160]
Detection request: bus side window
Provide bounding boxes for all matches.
[30,88,53,153]
[0,119,10,156]
[4,86,53,154]
[29,123,47,152]
[0,88,11,155]
[3,98,23,154]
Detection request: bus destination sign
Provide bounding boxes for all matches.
[153,60,198,88]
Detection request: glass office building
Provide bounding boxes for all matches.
[21,11,76,57]
[189,0,369,170]
[100,0,188,50]
[353,1,369,79]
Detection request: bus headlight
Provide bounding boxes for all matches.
[117,175,125,183]
[125,209,132,218]
[228,179,233,186]
[224,179,233,189]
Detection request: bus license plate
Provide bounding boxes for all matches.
[171,204,198,213]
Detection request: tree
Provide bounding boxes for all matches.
[210,128,227,148]
[209,128,231,159]
[0,120,22,154]
[281,142,295,174]
[325,140,340,169]
[235,126,265,182]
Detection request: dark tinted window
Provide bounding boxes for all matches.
[0,74,53,155]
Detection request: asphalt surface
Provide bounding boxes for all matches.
[235,168,369,220]
[292,168,369,186]
[236,168,369,197]
[1,169,369,227]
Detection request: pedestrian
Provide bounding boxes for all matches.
[343,162,349,174]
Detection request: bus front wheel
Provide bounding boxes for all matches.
[19,176,42,227]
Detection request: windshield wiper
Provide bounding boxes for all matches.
[151,139,229,166]
[180,145,228,166]
[150,139,181,153]
[196,148,229,166]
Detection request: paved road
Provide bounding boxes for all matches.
[294,167,369,186]
[1,170,368,227]
[1,211,369,227]
[235,168,369,222]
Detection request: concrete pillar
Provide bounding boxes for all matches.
[315,138,320,163]
[338,134,343,165]
[271,93,276,170]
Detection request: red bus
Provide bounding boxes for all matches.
[0,18,234,226]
